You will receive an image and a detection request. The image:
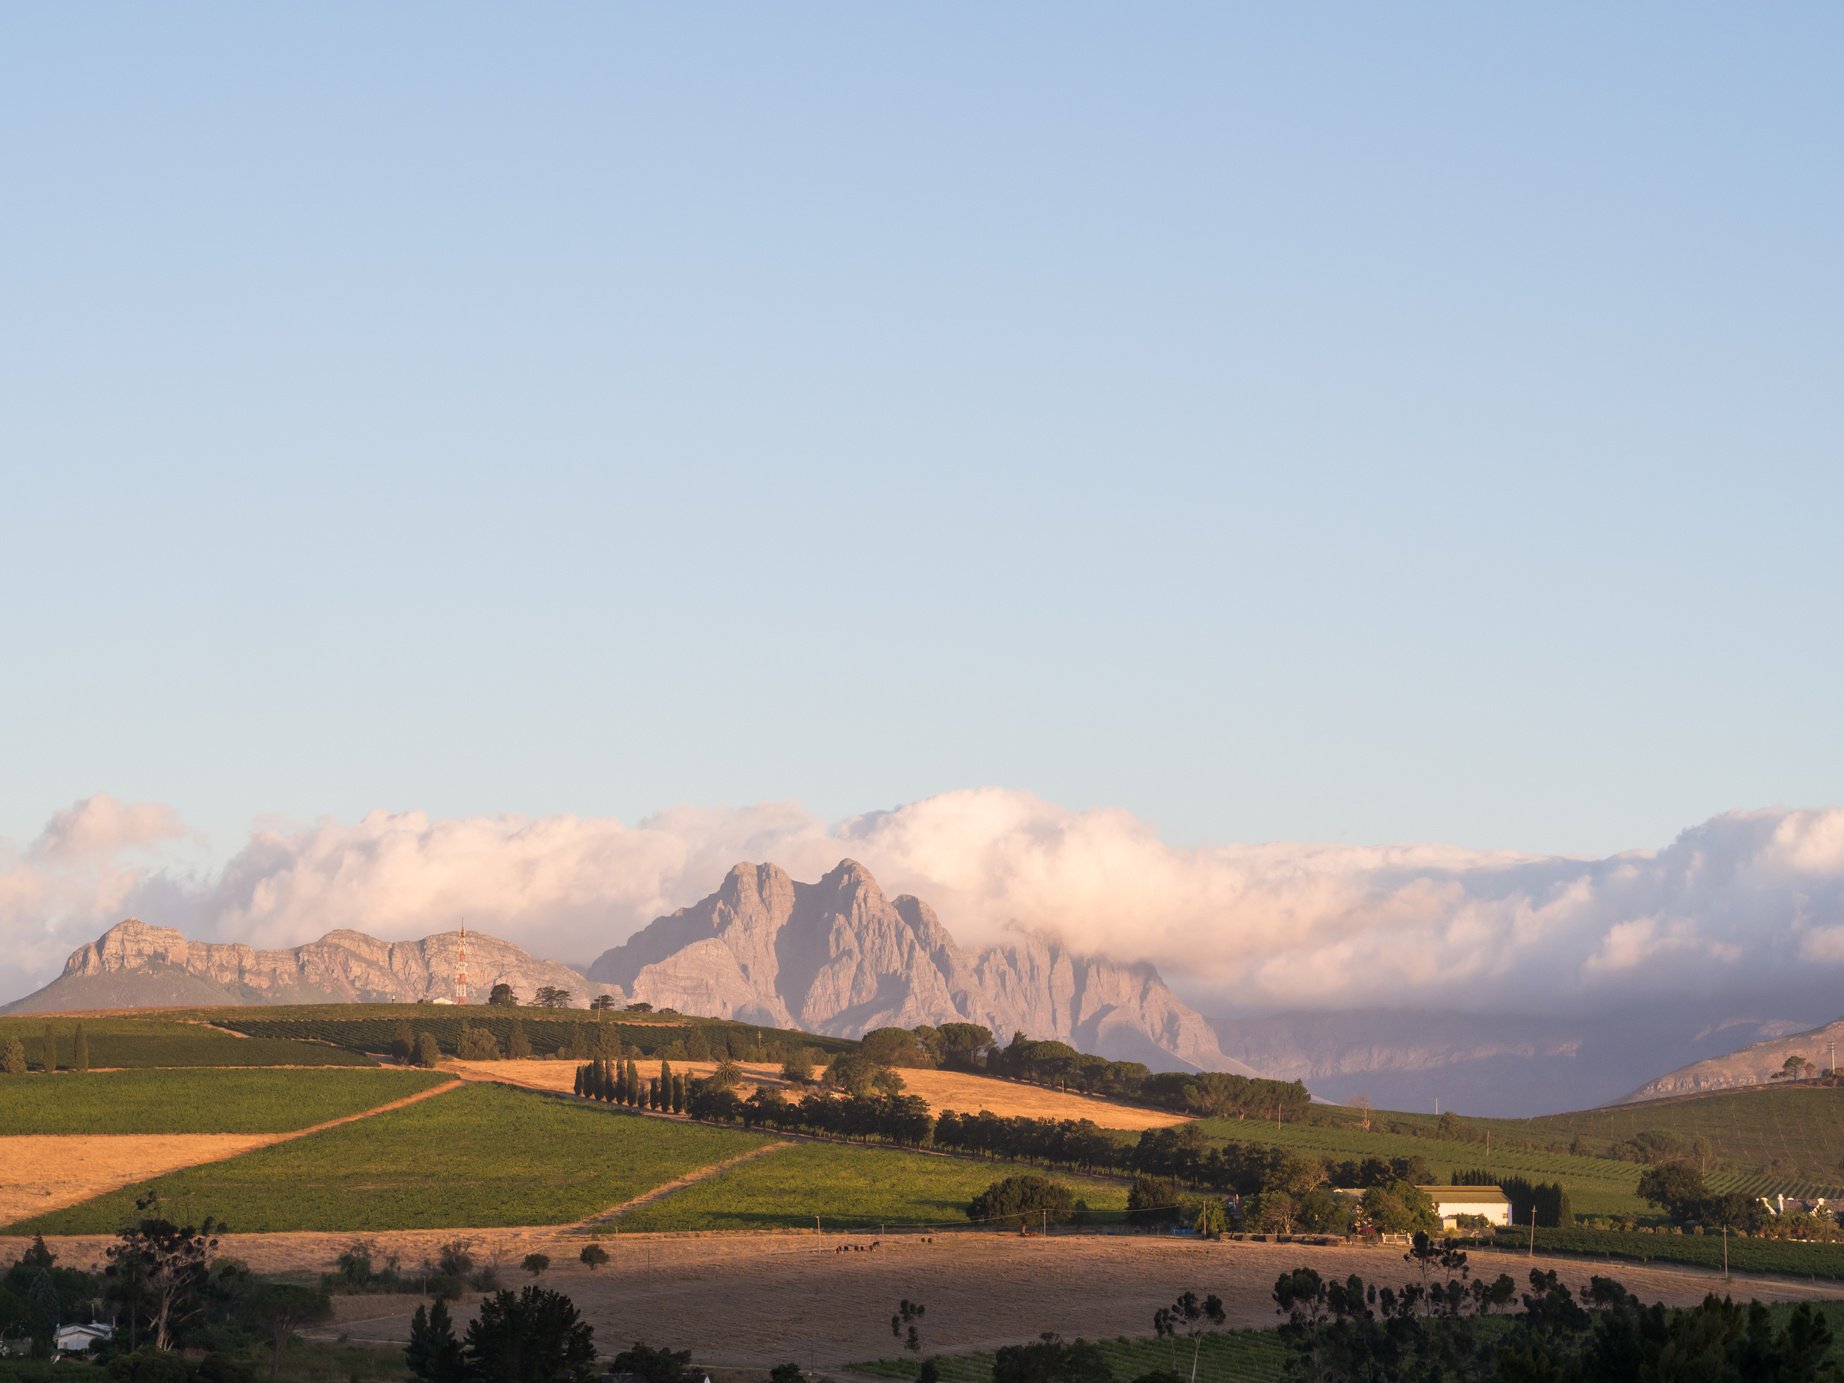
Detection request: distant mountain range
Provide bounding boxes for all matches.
[2,859,1243,1075]
[4,855,1819,1108]
[1,921,586,1016]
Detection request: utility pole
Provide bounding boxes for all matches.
[1528,1205,1536,1259]
[1723,1225,1730,1282]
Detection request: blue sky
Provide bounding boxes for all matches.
[4,4,1840,863]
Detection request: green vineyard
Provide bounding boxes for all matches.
[1489,1225,1844,1279]
[0,1066,447,1135]
[13,1081,769,1234]
[0,1016,374,1069]
[208,1007,857,1061]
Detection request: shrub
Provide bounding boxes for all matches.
[967,1174,1077,1228]
[1128,1175,1193,1228]
[456,1024,502,1061]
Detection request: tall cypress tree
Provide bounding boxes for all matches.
[506,1017,531,1060]
[72,1022,89,1074]
[626,1059,642,1108]
[41,1023,56,1073]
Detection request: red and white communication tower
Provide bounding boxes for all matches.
[456,924,470,1005]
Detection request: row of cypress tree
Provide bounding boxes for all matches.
[574,1057,687,1114]
[0,1021,89,1074]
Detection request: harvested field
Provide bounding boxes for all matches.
[448,1058,1188,1130]
[7,1231,1837,1370]
[878,1068,1189,1130]
[0,1134,273,1224]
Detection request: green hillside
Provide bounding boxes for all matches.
[1194,1113,1647,1217]
[1194,1083,1844,1216]
[1526,1085,1844,1197]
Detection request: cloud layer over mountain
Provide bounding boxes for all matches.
[4,790,1843,1018]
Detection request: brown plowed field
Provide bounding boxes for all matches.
[444,1059,1188,1130]
[9,1230,1837,1369]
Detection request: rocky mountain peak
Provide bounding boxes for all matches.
[588,858,1246,1073]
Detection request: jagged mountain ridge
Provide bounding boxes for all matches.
[587,858,1246,1073]
[1,919,599,1014]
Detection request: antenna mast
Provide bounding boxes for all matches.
[457,923,469,1005]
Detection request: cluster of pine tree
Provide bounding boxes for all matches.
[574,1058,687,1114]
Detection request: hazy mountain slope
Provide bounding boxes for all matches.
[1,919,601,1014]
[1209,1007,1811,1116]
[589,859,1248,1073]
[1624,1017,1839,1101]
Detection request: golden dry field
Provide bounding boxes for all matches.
[0,1134,274,1223]
[444,1058,1189,1130]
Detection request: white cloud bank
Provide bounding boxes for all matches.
[4,790,1843,1015]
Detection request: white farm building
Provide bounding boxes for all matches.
[1419,1185,1512,1229]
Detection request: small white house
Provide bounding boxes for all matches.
[55,1323,114,1354]
[1419,1185,1512,1229]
